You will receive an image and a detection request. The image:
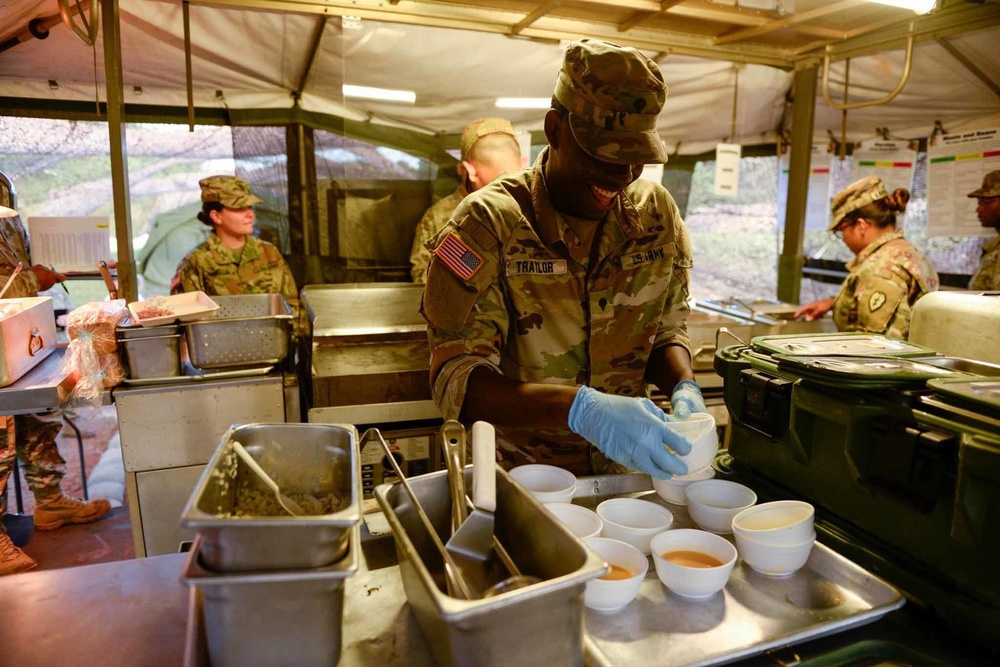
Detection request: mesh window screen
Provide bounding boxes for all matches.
[232,126,289,255]
[686,156,780,301]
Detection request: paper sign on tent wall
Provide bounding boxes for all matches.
[926,127,1000,238]
[27,216,111,272]
[849,140,916,227]
[777,143,834,231]
[714,143,741,197]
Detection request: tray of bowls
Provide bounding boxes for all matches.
[510,457,905,667]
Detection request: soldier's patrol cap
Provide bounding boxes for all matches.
[827,175,888,231]
[553,39,668,166]
[199,175,262,208]
[967,170,1000,198]
[460,118,518,161]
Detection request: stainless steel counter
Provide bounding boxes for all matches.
[0,518,991,667]
[0,348,72,415]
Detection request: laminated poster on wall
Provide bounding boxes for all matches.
[714,143,741,197]
[777,143,833,231]
[848,139,917,227]
[926,126,1000,238]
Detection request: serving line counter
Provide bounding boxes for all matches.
[0,473,992,667]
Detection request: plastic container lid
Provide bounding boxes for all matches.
[773,354,973,388]
[752,332,935,358]
[927,378,1000,414]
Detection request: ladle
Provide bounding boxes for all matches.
[231,441,305,517]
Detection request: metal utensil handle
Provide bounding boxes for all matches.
[716,326,751,350]
[97,260,117,299]
[0,262,23,299]
[438,420,468,533]
[361,427,474,600]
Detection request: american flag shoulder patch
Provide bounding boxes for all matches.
[433,232,484,280]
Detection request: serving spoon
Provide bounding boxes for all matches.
[231,441,305,517]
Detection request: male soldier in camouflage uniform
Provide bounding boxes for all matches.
[795,176,938,339]
[1,205,112,575]
[967,170,1000,291]
[409,118,523,283]
[171,175,299,322]
[421,40,706,479]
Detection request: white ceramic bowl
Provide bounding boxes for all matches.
[732,500,815,546]
[651,466,716,505]
[665,412,719,474]
[596,497,674,555]
[684,480,757,534]
[509,464,577,504]
[735,530,816,577]
[650,528,737,599]
[582,537,649,612]
[545,502,603,539]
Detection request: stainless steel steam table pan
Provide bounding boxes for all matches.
[376,467,607,667]
[182,525,359,667]
[180,422,361,571]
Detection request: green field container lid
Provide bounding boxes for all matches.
[927,378,1000,417]
[752,332,935,358]
[773,354,974,389]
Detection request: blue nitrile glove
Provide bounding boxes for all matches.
[568,386,691,479]
[671,380,707,420]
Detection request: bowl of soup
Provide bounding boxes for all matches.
[650,528,737,599]
[582,537,648,612]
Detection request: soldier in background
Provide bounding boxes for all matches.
[409,118,524,283]
[795,176,939,339]
[420,39,704,480]
[1,205,112,576]
[171,175,299,322]
[967,170,1000,291]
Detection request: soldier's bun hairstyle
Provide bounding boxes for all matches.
[854,187,910,229]
[197,201,225,227]
[885,188,910,213]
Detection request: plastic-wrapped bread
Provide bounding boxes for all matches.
[67,299,127,355]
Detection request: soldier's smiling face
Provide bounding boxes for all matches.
[543,108,643,221]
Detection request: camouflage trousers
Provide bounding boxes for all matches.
[0,413,67,517]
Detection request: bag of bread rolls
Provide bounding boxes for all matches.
[61,300,127,404]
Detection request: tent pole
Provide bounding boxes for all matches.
[777,66,816,306]
[102,0,136,302]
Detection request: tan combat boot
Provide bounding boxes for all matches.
[1,531,37,575]
[33,495,112,531]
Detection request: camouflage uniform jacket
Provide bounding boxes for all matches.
[0,214,41,298]
[409,187,466,283]
[968,235,1000,291]
[833,230,939,340]
[1,216,66,503]
[421,148,693,474]
[171,232,299,317]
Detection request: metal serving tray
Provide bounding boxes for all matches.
[182,526,359,667]
[375,467,607,667]
[572,474,905,667]
[180,422,361,571]
[184,294,292,370]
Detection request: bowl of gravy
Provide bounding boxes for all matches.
[650,528,737,599]
[582,537,648,612]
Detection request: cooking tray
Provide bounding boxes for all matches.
[184,294,292,370]
[180,422,361,572]
[375,467,607,667]
[121,364,273,386]
[128,291,219,327]
[572,475,906,667]
[181,526,359,667]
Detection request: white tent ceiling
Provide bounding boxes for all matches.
[1,0,999,155]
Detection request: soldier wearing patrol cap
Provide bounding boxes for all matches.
[409,118,524,283]
[421,39,703,481]
[171,175,298,322]
[794,175,938,339]
[967,169,1000,291]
